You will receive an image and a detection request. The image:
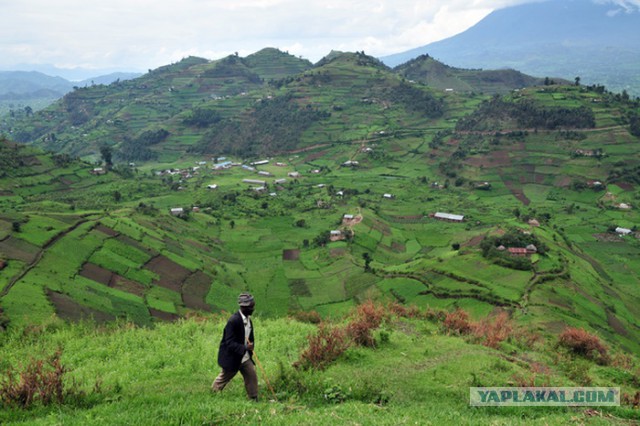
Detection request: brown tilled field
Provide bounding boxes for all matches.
[0,236,40,262]
[181,271,212,311]
[47,289,115,323]
[145,255,192,292]
[282,249,300,261]
[503,180,531,205]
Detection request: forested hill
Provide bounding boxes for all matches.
[2,49,564,161]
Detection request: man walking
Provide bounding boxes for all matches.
[212,293,258,401]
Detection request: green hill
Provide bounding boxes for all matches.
[1,52,640,423]
[394,54,561,95]
[1,49,559,162]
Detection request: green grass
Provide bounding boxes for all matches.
[2,309,637,425]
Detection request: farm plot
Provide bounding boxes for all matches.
[79,262,147,297]
[0,236,40,263]
[181,271,212,311]
[47,289,116,323]
[145,255,193,292]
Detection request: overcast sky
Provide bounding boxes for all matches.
[0,0,636,73]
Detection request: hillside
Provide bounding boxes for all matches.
[1,304,639,424]
[1,49,555,161]
[1,80,640,356]
[393,55,558,95]
[381,0,640,96]
[0,71,141,117]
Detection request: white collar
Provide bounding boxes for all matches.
[239,309,250,323]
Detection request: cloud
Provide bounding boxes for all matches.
[0,0,544,71]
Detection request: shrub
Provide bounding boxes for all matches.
[290,310,322,324]
[472,311,513,348]
[388,302,423,319]
[558,327,610,365]
[345,300,387,347]
[0,350,79,408]
[442,308,473,335]
[294,324,350,371]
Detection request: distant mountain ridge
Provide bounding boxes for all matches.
[0,70,142,102]
[381,0,640,96]
[0,48,561,158]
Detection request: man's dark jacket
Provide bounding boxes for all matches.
[217,311,254,371]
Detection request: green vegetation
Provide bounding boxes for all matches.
[0,304,638,425]
[0,50,639,424]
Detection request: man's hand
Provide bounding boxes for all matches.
[246,341,254,351]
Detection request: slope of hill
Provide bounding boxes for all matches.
[1,304,638,424]
[393,54,561,94]
[1,81,639,358]
[381,0,640,96]
[1,49,554,161]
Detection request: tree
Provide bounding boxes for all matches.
[362,252,372,272]
[113,191,122,202]
[12,221,21,232]
[24,106,33,116]
[574,76,581,86]
[229,220,235,229]
[99,144,113,169]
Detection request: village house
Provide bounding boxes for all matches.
[257,171,273,177]
[213,161,233,170]
[192,206,200,212]
[275,162,287,167]
[330,230,344,241]
[170,207,184,216]
[288,171,301,178]
[336,191,344,196]
[274,178,287,185]
[474,182,491,190]
[342,214,358,226]
[91,167,106,175]
[342,160,359,167]
[507,245,537,257]
[432,212,464,223]
[383,193,394,199]
[616,203,632,210]
[253,186,266,192]
[528,219,541,227]
[207,184,218,190]
[616,227,633,236]
[250,160,269,166]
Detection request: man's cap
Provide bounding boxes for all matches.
[238,293,255,307]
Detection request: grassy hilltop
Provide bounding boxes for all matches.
[1,303,639,425]
[0,48,640,423]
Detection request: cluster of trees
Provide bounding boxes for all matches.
[456,97,595,131]
[119,128,169,161]
[608,164,640,185]
[203,55,262,84]
[194,94,330,157]
[629,113,640,137]
[182,108,222,128]
[480,228,547,271]
[384,82,444,118]
[62,90,93,126]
